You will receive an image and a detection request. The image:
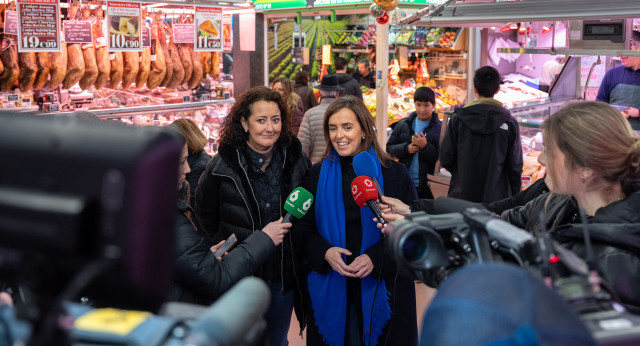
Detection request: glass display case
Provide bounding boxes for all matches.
[93,99,235,156]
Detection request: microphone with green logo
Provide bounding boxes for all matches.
[283,187,314,224]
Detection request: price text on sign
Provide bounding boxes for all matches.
[64,20,93,44]
[173,24,194,44]
[194,6,222,52]
[141,26,150,47]
[16,0,60,52]
[106,1,142,52]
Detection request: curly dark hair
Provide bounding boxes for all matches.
[219,86,293,147]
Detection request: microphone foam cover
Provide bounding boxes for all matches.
[351,176,378,207]
[284,187,314,219]
[353,151,378,178]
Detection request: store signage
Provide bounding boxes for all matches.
[322,44,331,65]
[106,1,142,52]
[17,0,61,52]
[64,20,93,44]
[253,0,446,11]
[141,26,150,47]
[194,6,222,52]
[4,10,17,35]
[174,24,194,44]
[222,13,232,52]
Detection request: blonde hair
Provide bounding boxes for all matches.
[170,118,207,154]
[542,101,640,195]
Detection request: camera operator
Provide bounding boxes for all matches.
[378,101,640,313]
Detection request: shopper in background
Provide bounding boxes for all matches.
[539,55,565,92]
[273,76,305,135]
[352,59,376,89]
[171,139,288,305]
[596,30,640,130]
[195,86,310,346]
[293,70,319,113]
[170,118,211,206]
[440,65,523,203]
[298,74,343,164]
[386,87,442,199]
[293,96,418,346]
[334,57,363,100]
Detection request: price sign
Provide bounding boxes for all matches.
[141,26,150,48]
[4,10,17,35]
[222,14,232,52]
[64,20,93,44]
[174,24,194,44]
[17,0,60,52]
[194,6,222,52]
[106,1,142,52]
[182,95,191,103]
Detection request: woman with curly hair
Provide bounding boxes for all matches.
[273,76,305,135]
[195,86,310,345]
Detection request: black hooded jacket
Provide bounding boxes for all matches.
[503,186,640,312]
[440,99,523,203]
[335,73,363,99]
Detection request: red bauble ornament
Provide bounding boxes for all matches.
[376,12,389,24]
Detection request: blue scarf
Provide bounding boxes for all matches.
[308,148,391,346]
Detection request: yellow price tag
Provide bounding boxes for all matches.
[74,308,151,336]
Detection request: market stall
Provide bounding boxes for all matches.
[397,0,640,196]
[0,0,251,155]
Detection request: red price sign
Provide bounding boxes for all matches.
[194,6,222,52]
[16,0,60,52]
[106,1,142,52]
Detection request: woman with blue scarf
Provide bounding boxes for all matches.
[293,96,418,346]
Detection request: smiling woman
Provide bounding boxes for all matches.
[195,86,310,346]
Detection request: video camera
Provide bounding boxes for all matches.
[385,207,640,344]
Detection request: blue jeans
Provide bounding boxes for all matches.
[265,282,294,346]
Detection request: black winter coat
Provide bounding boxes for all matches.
[440,101,523,203]
[194,137,310,294]
[169,198,275,305]
[387,111,442,198]
[335,73,363,100]
[186,149,211,206]
[503,186,640,313]
[293,159,418,346]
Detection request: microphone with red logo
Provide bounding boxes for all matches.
[351,176,387,227]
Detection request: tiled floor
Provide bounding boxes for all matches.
[287,282,437,346]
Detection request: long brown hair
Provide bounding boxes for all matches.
[542,101,640,195]
[272,76,300,111]
[322,96,393,167]
[170,118,207,154]
[218,86,293,147]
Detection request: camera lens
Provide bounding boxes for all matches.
[402,232,427,262]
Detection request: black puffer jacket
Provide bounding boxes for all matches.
[440,99,523,203]
[387,111,442,198]
[503,187,640,312]
[169,198,275,305]
[194,137,310,294]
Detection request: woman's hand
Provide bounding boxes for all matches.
[209,240,225,260]
[263,217,291,246]
[380,195,410,216]
[324,247,356,277]
[348,254,374,278]
[374,212,406,233]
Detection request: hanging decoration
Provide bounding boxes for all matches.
[369,3,385,19]
[379,0,398,12]
[376,11,389,25]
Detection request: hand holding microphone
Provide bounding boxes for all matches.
[263,187,314,246]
